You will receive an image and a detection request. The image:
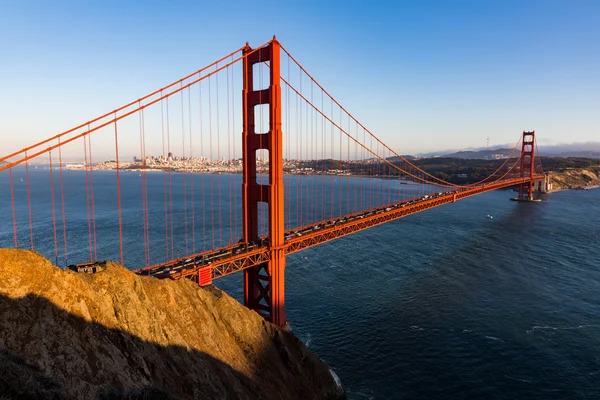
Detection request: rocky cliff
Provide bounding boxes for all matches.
[550,167,600,190]
[0,249,344,400]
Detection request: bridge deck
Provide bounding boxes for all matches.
[133,176,541,281]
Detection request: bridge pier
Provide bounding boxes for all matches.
[534,174,553,193]
[241,37,288,328]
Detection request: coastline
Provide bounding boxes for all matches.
[549,166,600,192]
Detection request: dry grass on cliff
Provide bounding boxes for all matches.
[551,167,600,190]
[0,249,344,400]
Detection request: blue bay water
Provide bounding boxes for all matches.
[1,167,600,399]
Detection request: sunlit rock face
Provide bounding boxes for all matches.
[550,167,600,190]
[0,249,345,400]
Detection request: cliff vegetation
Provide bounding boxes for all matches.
[0,249,344,400]
[550,166,600,191]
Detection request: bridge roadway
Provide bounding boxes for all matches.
[134,176,541,281]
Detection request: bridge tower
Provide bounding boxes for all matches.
[241,38,288,328]
[517,131,535,201]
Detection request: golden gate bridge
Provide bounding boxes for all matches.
[0,37,545,328]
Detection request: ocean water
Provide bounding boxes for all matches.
[275,188,600,400]
[1,168,599,399]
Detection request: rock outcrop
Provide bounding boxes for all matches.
[0,249,344,399]
[550,167,600,190]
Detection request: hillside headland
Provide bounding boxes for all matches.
[0,249,345,400]
[550,166,600,191]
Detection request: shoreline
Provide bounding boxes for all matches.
[63,167,423,182]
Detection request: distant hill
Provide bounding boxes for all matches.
[438,148,600,160]
[386,155,417,162]
[553,151,600,158]
[443,148,514,160]
[419,142,600,160]
[0,160,6,167]
[540,142,600,156]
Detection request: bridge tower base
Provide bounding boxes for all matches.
[241,38,288,328]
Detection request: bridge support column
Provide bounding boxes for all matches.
[515,131,536,201]
[242,38,288,328]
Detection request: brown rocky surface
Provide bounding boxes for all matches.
[0,249,344,399]
[550,167,600,190]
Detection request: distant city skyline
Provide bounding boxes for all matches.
[1,1,598,159]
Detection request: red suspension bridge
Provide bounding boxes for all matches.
[0,37,546,328]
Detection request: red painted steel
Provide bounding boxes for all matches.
[518,131,536,200]
[241,38,287,327]
[198,266,212,286]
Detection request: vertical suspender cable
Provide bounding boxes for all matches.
[58,139,68,265]
[347,119,350,214]
[375,140,379,207]
[286,54,290,230]
[310,81,314,222]
[382,149,392,204]
[139,106,148,266]
[199,77,206,252]
[227,63,233,245]
[330,99,334,220]
[181,85,188,256]
[364,128,368,209]
[216,65,222,246]
[365,130,369,210]
[354,122,358,212]
[25,152,34,250]
[88,133,98,260]
[10,169,17,248]
[161,95,169,261]
[535,137,544,174]
[322,90,326,222]
[143,109,150,265]
[306,81,310,223]
[299,70,303,226]
[338,108,342,217]
[83,138,92,260]
[388,148,391,205]
[232,56,237,242]
[114,117,124,265]
[209,75,215,249]
[296,70,300,227]
[377,140,381,207]
[370,134,373,209]
[188,87,195,254]
[48,152,58,265]
[167,97,175,258]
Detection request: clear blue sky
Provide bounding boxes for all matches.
[1,0,598,156]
